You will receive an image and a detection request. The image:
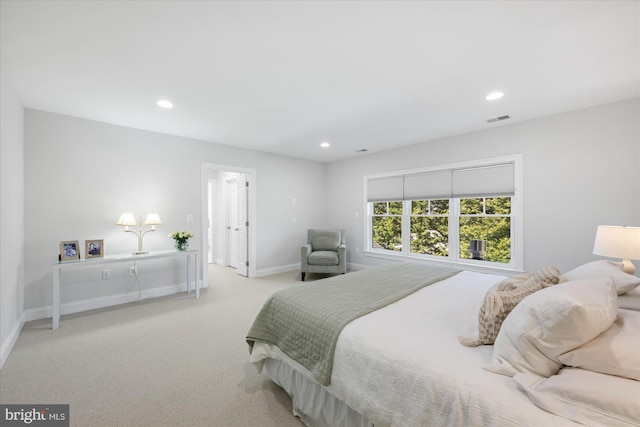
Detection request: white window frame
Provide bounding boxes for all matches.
[363,154,523,273]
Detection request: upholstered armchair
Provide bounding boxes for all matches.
[301,229,346,281]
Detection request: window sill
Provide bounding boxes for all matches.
[363,250,524,276]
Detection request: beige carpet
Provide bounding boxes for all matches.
[0,266,332,426]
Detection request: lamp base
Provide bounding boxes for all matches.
[622,259,636,275]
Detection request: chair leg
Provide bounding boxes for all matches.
[301,272,305,281]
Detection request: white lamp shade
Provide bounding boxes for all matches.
[593,225,640,260]
[116,212,137,226]
[144,213,162,225]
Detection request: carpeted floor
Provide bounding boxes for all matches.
[0,265,329,426]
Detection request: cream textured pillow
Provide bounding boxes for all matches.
[514,368,640,427]
[558,309,640,381]
[484,278,618,377]
[562,260,640,295]
[459,266,561,347]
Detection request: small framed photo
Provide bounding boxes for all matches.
[85,239,104,259]
[59,240,81,261]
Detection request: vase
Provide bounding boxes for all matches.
[175,240,189,251]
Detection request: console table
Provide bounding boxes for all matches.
[52,249,199,329]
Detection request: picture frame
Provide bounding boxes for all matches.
[59,240,81,261]
[85,239,104,259]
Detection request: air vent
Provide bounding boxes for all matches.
[487,115,510,124]
[356,149,369,153]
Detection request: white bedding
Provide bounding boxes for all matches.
[251,270,582,426]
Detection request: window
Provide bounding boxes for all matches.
[372,201,403,251]
[410,199,449,256]
[365,155,522,271]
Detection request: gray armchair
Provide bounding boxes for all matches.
[301,229,346,281]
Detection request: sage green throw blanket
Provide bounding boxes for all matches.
[246,263,460,386]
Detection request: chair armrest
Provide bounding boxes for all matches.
[301,244,312,268]
[337,244,346,263]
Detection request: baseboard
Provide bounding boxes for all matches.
[0,312,25,370]
[255,264,299,277]
[23,280,202,323]
[347,262,370,271]
[255,262,371,278]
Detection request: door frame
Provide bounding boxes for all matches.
[201,162,257,285]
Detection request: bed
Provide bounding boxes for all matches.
[247,261,640,427]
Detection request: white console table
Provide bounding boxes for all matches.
[52,249,199,329]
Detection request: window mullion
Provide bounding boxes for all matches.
[450,198,460,262]
[402,200,411,255]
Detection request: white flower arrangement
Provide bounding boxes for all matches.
[169,230,194,246]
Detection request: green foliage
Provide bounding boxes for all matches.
[372,202,402,251]
[372,216,402,251]
[410,217,448,256]
[460,198,483,214]
[459,217,511,263]
[372,197,511,264]
[486,197,511,214]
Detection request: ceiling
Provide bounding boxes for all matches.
[1,1,638,163]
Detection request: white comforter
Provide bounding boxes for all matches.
[252,270,581,426]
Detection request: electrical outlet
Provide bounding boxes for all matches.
[186,214,194,223]
[102,269,110,280]
[3,299,8,313]
[129,266,138,276]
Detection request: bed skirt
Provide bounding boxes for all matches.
[264,358,373,427]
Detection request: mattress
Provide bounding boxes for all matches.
[250,269,584,426]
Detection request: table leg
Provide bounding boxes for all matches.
[53,268,60,329]
[195,252,200,299]
[187,253,192,294]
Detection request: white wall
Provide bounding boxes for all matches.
[326,98,640,274]
[23,109,326,319]
[0,73,25,368]
[14,99,640,335]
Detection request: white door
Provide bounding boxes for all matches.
[236,174,249,277]
[208,180,214,264]
[227,177,239,268]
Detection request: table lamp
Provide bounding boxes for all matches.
[593,225,640,274]
[117,212,162,254]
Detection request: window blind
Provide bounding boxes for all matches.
[452,163,514,198]
[367,176,404,202]
[367,162,514,202]
[403,169,451,200]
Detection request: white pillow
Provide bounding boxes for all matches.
[562,260,640,295]
[484,278,617,377]
[558,308,640,381]
[514,368,640,427]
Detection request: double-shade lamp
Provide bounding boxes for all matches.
[116,212,162,254]
[593,225,640,275]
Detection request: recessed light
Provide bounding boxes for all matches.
[320,142,330,148]
[157,99,173,109]
[485,91,504,101]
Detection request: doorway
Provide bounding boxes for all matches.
[201,163,256,286]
